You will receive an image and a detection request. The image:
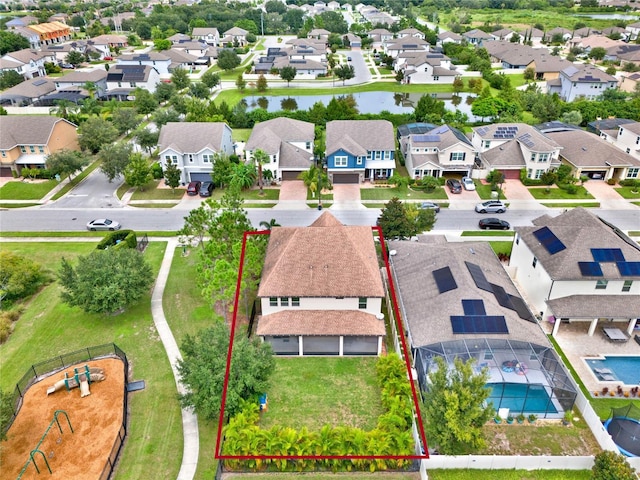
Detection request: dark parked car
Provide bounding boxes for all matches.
[479,218,510,230]
[186,181,201,195]
[418,201,441,213]
[199,181,214,197]
[446,178,462,194]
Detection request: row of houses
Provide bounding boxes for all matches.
[253,205,639,421]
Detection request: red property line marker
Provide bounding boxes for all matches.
[215,228,429,461]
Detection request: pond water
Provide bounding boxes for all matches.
[574,13,639,20]
[244,91,480,120]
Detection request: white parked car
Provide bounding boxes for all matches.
[462,176,476,191]
[87,218,121,231]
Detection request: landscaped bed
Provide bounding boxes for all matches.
[258,357,384,431]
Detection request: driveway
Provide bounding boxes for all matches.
[503,179,534,200]
[582,179,638,210]
[331,184,364,210]
[274,180,308,210]
[444,185,479,211]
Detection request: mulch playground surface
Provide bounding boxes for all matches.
[1,358,125,479]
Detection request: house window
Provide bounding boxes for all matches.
[636,136,640,145]
[358,297,367,309]
[628,168,639,178]
[595,280,608,290]
[375,151,382,160]
[280,297,289,306]
[450,152,465,161]
[292,297,300,306]
[29,145,35,153]
[626,148,631,154]
[188,154,194,163]
[538,153,549,162]
[117,82,122,87]
[334,156,348,167]
[532,257,537,268]
[38,146,44,153]
[306,142,311,150]
[622,281,633,292]
[129,82,137,87]
[484,141,491,148]
[433,75,439,81]
[384,151,391,159]
[535,169,544,179]
[203,154,212,163]
[356,157,363,165]
[619,128,624,136]
[530,153,536,162]
[269,297,277,306]
[1,151,5,157]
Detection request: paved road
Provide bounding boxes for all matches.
[45,169,125,209]
[2,206,639,233]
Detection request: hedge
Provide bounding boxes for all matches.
[96,230,137,250]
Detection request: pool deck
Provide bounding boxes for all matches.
[542,320,640,396]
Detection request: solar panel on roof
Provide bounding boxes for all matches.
[33,79,47,86]
[477,126,490,136]
[490,283,514,309]
[433,266,458,294]
[533,226,566,255]
[465,261,493,292]
[451,315,509,334]
[617,262,640,276]
[462,299,486,316]
[508,295,536,322]
[578,261,604,277]
[413,134,440,142]
[591,248,625,262]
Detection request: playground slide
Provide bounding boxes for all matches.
[79,380,90,397]
[46,379,67,395]
[46,369,106,396]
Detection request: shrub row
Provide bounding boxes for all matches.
[221,353,415,472]
[96,230,137,250]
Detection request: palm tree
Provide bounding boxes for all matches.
[298,165,320,198]
[228,162,257,190]
[258,218,280,231]
[49,99,78,121]
[82,81,97,99]
[251,148,270,195]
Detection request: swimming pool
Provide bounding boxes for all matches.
[486,383,558,414]
[587,356,640,385]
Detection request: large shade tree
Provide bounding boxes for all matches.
[177,321,275,420]
[58,249,153,315]
[46,149,90,180]
[78,117,118,153]
[99,142,133,183]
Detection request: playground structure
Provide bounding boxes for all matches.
[16,410,74,479]
[46,365,106,397]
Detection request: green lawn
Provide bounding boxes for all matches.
[131,181,185,200]
[0,242,183,480]
[258,357,383,432]
[489,241,513,257]
[428,470,590,480]
[361,185,448,200]
[540,202,600,208]
[527,186,594,200]
[0,180,56,200]
[233,128,253,142]
[162,245,220,480]
[614,186,640,199]
[474,180,503,200]
[0,202,40,208]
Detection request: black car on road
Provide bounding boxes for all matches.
[479,218,510,230]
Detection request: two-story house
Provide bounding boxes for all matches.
[0,49,49,79]
[607,122,640,167]
[384,36,429,59]
[221,27,248,47]
[325,120,395,183]
[511,208,640,338]
[367,28,393,49]
[401,124,475,179]
[0,77,56,106]
[158,122,234,184]
[116,52,172,75]
[26,21,71,46]
[472,123,562,180]
[395,51,458,85]
[0,116,79,177]
[462,29,493,46]
[191,27,220,46]
[256,211,386,356]
[52,68,108,99]
[307,28,330,41]
[105,65,161,100]
[397,27,425,40]
[547,64,618,102]
[87,34,128,57]
[545,129,640,181]
[245,117,314,181]
[389,238,575,419]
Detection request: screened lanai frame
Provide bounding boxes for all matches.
[414,338,578,419]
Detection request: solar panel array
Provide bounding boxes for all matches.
[508,295,536,322]
[591,248,625,262]
[33,79,48,86]
[578,262,604,276]
[462,299,486,315]
[413,134,440,143]
[433,266,457,294]
[533,226,566,255]
[518,133,535,148]
[493,126,518,139]
[451,315,509,334]
[617,262,640,276]
[476,126,490,136]
[491,283,514,309]
[465,261,493,292]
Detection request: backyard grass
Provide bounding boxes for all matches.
[489,241,513,257]
[361,185,448,201]
[0,180,56,200]
[527,186,594,200]
[0,241,183,480]
[233,128,253,142]
[258,357,384,432]
[474,180,503,200]
[614,186,640,199]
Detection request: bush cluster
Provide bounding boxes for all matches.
[222,353,415,472]
[96,230,138,251]
[0,309,21,344]
[21,168,53,180]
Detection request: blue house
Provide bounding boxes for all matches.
[325,120,395,184]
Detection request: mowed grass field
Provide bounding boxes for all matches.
[258,357,384,432]
[0,241,183,480]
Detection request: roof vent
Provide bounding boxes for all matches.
[389,249,397,256]
[582,147,587,151]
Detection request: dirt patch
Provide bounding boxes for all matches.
[1,358,125,479]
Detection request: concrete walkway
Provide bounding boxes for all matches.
[150,238,200,480]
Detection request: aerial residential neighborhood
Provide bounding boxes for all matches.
[1,0,640,479]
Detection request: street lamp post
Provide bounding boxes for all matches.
[317,164,323,210]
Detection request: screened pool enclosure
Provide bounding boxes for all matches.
[414,339,577,418]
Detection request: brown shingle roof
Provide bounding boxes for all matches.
[256,310,385,336]
[158,122,230,154]
[326,120,394,157]
[0,116,75,149]
[546,130,640,168]
[547,295,640,318]
[516,208,640,281]
[246,117,314,154]
[257,212,384,298]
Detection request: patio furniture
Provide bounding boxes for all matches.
[603,328,628,343]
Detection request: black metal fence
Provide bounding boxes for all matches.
[5,343,129,480]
